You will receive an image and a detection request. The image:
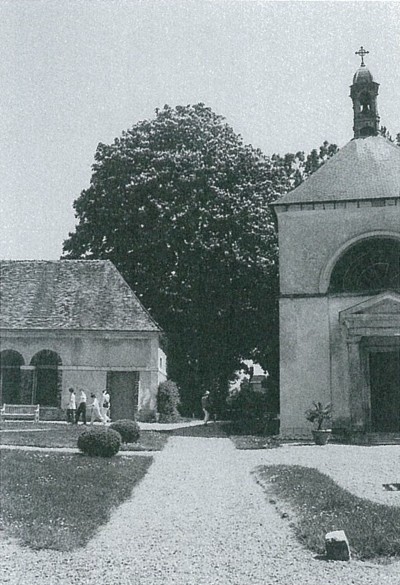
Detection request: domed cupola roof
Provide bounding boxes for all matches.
[353,65,374,84]
[273,48,399,209]
[350,46,380,138]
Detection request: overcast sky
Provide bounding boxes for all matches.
[1,0,399,260]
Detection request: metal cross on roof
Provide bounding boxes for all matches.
[355,46,369,66]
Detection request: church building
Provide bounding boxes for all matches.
[274,49,400,437]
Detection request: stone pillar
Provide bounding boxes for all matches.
[20,366,35,404]
[347,337,365,429]
[137,370,158,422]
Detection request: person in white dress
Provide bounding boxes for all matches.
[90,393,105,425]
[66,388,76,423]
[101,389,111,422]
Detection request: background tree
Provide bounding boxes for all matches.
[63,104,284,415]
[270,140,339,191]
[63,102,340,416]
[380,126,400,147]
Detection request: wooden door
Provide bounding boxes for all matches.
[370,351,400,432]
[107,371,139,422]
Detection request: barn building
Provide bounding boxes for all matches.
[0,260,166,421]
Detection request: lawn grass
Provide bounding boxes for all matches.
[255,465,400,561]
[120,430,169,451]
[0,450,152,551]
[0,423,169,451]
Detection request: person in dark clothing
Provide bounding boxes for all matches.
[75,389,87,424]
[201,391,211,425]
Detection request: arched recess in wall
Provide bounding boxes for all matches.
[0,350,24,404]
[319,232,400,294]
[30,350,62,407]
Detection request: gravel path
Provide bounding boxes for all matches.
[1,437,399,585]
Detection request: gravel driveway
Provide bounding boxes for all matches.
[1,436,399,585]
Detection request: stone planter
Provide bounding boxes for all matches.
[312,429,332,445]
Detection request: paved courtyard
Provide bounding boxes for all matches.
[1,434,399,585]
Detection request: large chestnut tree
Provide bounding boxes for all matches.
[63,103,334,414]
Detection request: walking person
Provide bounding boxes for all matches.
[90,393,105,425]
[75,388,87,425]
[201,390,211,425]
[101,389,111,422]
[66,387,76,423]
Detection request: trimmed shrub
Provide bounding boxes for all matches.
[157,380,181,422]
[109,419,140,443]
[136,409,157,423]
[226,378,269,435]
[77,427,121,457]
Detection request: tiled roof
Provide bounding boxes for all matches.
[275,136,400,206]
[0,260,160,331]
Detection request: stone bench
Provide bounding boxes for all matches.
[0,404,40,423]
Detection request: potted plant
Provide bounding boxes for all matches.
[305,402,332,445]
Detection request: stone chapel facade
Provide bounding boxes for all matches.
[274,53,400,437]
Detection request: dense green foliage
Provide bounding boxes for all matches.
[63,102,338,414]
[63,104,283,413]
[227,378,268,420]
[0,450,152,550]
[256,465,400,560]
[270,141,339,191]
[77,427,121,457]
[157,380,181,422]
[380,126,400,145]
[109,419,141,443]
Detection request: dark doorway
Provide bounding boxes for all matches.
[107,371,139,421]
[370,351,400,432]
[0,350,24,404]
[31,350,62,407]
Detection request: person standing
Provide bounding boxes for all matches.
[201,390,211,425]
[90,393,105,425]
[66,388,76,423]
[101,389,111,422]
[75,388,87,425]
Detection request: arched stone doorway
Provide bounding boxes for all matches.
[0,350,24,404]
[30,350,62,407]
[333,236,400,432]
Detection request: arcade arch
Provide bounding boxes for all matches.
[30,350,62,407]
[0,350,24,404]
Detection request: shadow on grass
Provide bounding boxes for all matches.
[0,425,168,451]
[167,422,228,438]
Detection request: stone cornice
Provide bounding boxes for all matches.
[274,197,400,213]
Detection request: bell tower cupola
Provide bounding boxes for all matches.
[350,46,380,138]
